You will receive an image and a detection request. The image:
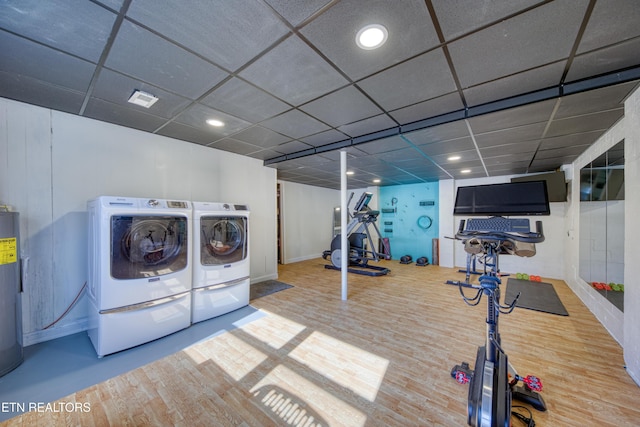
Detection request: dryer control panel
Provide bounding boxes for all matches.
[167,201,189,209]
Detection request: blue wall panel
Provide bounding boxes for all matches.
[379,182,438,263]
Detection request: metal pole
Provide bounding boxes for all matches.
[340,150,348,300]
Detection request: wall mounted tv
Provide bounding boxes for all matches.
[453,181,550,216]
[511,170,567,202]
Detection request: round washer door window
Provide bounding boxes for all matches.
[201,217,247,265]
[111,215,188,279]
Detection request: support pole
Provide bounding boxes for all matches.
[340,150,348,300]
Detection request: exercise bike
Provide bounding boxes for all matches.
[451,217,547,427]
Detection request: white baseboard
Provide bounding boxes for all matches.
[250,273,278,284]
[284,253,323,264]
[23,317,90,346]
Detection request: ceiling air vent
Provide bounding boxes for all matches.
[127,90,159,108]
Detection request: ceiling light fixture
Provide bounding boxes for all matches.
[448,155,461,161]
[206,119,225,127]
[373,178,381,183]
[127,90,158,108]
[346,171,355,175]
[461,169,471,174]
[356,24,388,50]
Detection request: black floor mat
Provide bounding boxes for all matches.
[505,278,569,316]
[250,280,293,300]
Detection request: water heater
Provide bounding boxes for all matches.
[0,211,22,377]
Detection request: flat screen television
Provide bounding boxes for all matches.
[453,181,550,216]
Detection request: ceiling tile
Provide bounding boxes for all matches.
[389,92,464,125]
[486,163,530,175]
[338,114,397,138]
[463,61,566,107]
[535,144,590,160]
[474,122,546,148]
[274,140,315,154]
[175,103,252,137]
[261,109,330,139]
[239,35,348,106]
[230,125,291,148]
[156,121,218,145]
[247,148,287,160]
[300,0,439,81]
[528,157,570,172]
[404,120,471,145]
[356,135,410,155]
[84,98,168,132]
[448,0,588,88]
[358,49,457,111]
[555,82,633,119]
[538,131,603,150]
[91,69,192,119]
[376,147,424,164]
[467,99,556,133]
[546,109,623,138]
[415,136,476,156]
[209,137,263,155]
[300,85,383,127]
[576,0,640,54]
[0,31,95,93]
[200,77,291,123]
[264,0,332,26]
[301,129,349,147]
[127,0,290,71]
[105,21,228,99]
[429,148,480,165]
[483,156,532,168]
[566,37,640,83]
[431,0,543,41]
[480,141,539,158]
[0,0,115,62]
[0,72,85,114]
[95,0,124,11]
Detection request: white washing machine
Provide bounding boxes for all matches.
[87,196,192,357]
[192,202,250,323]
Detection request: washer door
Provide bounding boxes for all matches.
[111,215,188,279]
[200,216,248,265]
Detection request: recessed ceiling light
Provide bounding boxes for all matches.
[128,90,158,108]
[461,169,471,174]
[356,24,388,50]
[346,171,355,175]
[448,155,461,161]
[373,178,381,183]
[206,119,224,127]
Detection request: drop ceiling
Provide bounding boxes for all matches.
[1,0,639,189]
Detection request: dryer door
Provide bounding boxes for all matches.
[200,216,248,265]
[111,215,188,279]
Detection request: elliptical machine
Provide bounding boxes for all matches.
[323,192,390,276]
[451,218,547,427]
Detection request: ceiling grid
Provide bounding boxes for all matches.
[1,0,638,189]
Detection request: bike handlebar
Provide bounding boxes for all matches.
[455,220,545,244]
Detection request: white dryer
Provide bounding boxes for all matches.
[192,202,250,323]
[87,196,192,357]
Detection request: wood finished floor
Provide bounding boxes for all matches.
[4,259,639,426]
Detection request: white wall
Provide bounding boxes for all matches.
[279,180,339,263]
[278,181,378,264]
[623,86,640,385]
[0,98,277,345]
[438,176,566,279]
